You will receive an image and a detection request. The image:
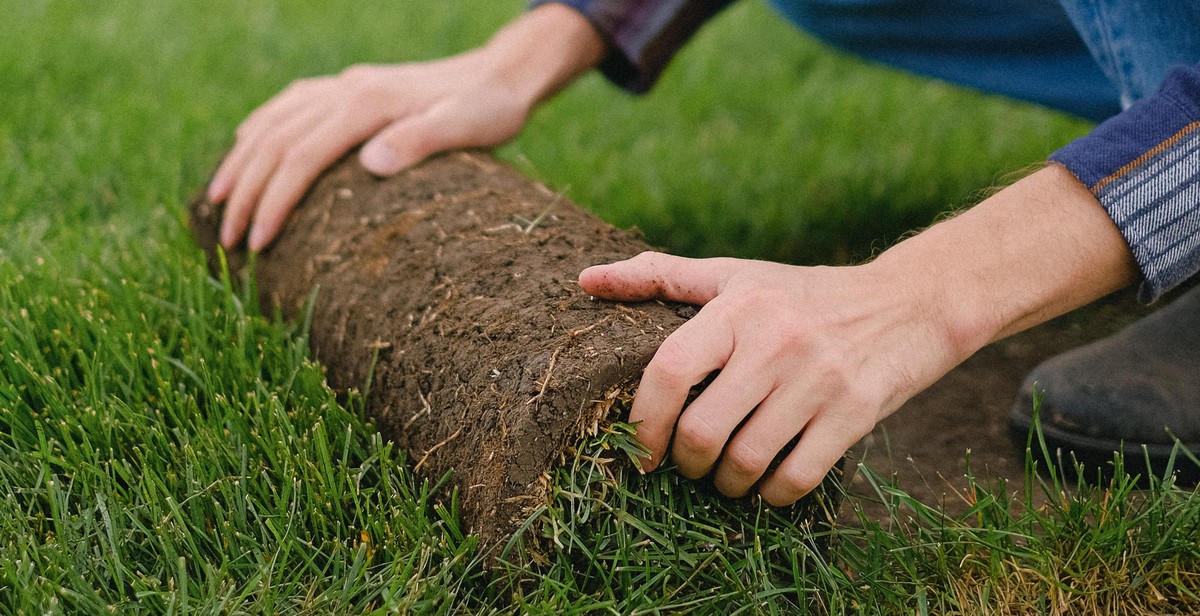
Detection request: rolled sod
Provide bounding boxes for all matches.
[190,151,838,549]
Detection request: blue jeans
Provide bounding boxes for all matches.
[767,0,1200,122]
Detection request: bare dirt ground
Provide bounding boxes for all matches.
[842,289,1158,522]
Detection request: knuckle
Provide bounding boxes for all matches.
[698,296,736,323]
[810,358,853,395]
[777,465,826,497]
[723,442,770,477]
[629,250,665,275]
[276,142,305,164]
[244,130,288,159]
[278,146,319,174]
[345,84,380,109]
[281,76,321,97]
[648,336,696,385]
[234,112,276,141]
[338,63,374,81]
[775,323,811,351]
[234,121,254,140]
[674,416,723,456]
[340,73,394,110]
[630,250,661,264]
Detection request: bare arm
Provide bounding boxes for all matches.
[879,164,1138,347]
[208,4,605,251]
[580,164,1138,505]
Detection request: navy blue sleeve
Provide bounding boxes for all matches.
[1050,63,1200,301]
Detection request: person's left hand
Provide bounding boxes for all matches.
[578,251,964,505]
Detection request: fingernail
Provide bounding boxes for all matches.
[360,142,400,175]
[248,225,266,252]
[207,177,229,202]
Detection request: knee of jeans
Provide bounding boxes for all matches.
[765,0,901,42]
[1056,0,1200,106]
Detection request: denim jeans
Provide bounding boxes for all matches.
[767,0,1200,122]
[1057,1,1200,108]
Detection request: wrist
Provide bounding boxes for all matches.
[865,230,994,368]
[479,4,606,110]
[868,164,1138,361]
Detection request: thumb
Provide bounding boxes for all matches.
[359,112,457,176]
[578,251,734,305]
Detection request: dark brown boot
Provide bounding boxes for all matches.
[1009,284,1200,484]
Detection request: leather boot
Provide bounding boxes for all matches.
[1009,284,1200,484]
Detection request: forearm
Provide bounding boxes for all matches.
[872,164,1140,360]
[479,3,606,110]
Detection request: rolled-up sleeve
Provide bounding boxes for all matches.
[1050,64,1200,302]
[528,0,738,93]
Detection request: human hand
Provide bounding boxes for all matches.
[207,4,603,251]
[579,252,964,505]
[578,166,1141,506]
[206,54,533,251]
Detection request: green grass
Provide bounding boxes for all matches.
[1,0,1197,613]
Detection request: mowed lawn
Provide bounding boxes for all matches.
[2,1,1198,613]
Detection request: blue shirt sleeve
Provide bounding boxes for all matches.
[1050,63,1200,302]
[528,0,738,93]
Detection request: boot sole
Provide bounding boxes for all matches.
[1008,414,1200,486]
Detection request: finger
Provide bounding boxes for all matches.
[207,149,241,204]
[629,307,735,471]
[359,104,489,176]
[757,411,859,506]
[217,106,329,248]
[208,127,263,205]
[670,352,775,479]
[208,81,331,203]
[238,78,331,141]
[358,116,437,176]
[220,149,284,249]
[579,252,737,305]
[711,383,812,498]
[246,109,394,250]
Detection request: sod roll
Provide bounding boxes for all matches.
[189,151,836,549]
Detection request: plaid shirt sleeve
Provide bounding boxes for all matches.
[1050,63,1200,302]
[528,0,738,93]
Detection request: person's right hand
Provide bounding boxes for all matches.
[207,4,605,251]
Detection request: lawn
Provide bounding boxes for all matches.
[2,1,1198,613]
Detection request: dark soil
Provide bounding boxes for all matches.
[843,291,1158,523]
